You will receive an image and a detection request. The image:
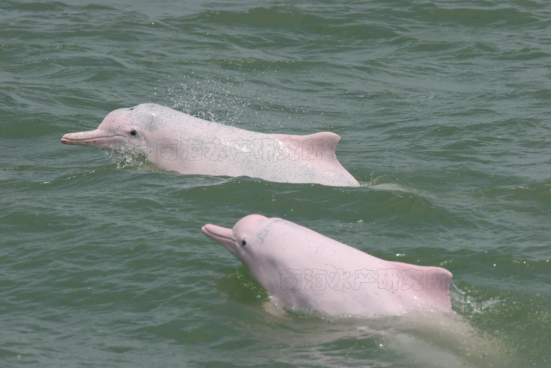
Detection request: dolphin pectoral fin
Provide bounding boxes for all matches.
[262,300,288,319]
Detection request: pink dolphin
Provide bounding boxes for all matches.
[61,103,359,187]
[202,215,453,317]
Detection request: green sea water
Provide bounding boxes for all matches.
[0,0,550,367]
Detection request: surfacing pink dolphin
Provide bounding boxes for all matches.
[202,215,453,318]
[61,103,359,187]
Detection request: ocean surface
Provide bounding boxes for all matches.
[0,0,550,367]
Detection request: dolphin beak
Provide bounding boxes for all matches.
[201,224,237,254]
[61,129,123,148]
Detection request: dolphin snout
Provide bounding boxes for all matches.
[201,224,237,254]
[61,129,123,147]
[61,130,101,145]
[61,132,81,144]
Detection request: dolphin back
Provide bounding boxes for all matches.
[247,217,453,316]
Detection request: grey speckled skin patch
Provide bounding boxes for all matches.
[125,104,161,132]
[142,113,157,132]
[104,109,125,125]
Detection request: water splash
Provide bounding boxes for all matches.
[105,144,158,172]
[161,71,250,127]
[450,282,501,315]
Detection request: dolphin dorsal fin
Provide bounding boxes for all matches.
[270,131,359,186]
[388,262,453,310]
[271,132,342,161]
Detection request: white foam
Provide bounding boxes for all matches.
[362,182,417,193]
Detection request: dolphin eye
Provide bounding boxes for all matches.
[130,129,137,136]
[241,240,246,247]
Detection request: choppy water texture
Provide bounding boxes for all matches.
[1,0,550,367]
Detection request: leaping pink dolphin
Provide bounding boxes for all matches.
[61,103,359,187]
[202,215,453,317]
